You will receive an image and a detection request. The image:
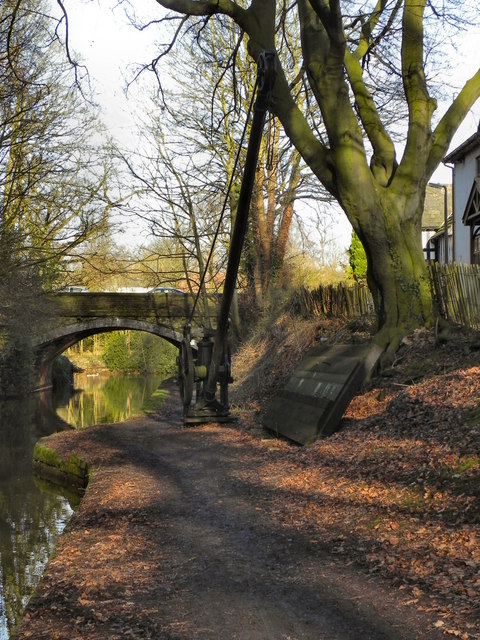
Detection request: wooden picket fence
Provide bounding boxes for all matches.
[290,282,374,318]
[428,262,480,330]
[290,264,480,330]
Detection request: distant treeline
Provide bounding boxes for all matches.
[68,331,178,375]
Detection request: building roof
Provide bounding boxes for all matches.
[444,126,480,164]
[428,214,453,241]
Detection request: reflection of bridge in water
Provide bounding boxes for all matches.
[33,292,219,388]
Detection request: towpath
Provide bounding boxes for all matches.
[16,386,441,640]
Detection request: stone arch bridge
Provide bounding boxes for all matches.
[33,292,219,389]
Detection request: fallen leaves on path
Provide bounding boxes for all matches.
[232,323,480,638]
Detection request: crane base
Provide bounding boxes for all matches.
[183,400,235,425]
[184,413,235,425]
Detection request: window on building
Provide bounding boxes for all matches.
[472,226,480,264]
[476,155,480,177]
[423,241,437,262]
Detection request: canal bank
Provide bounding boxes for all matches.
[0,394,76,640]
[15,372,459,640]
[0,365,171,639]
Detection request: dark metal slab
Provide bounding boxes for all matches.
[262,343,381,445]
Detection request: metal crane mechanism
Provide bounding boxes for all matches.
[178,50,276,425]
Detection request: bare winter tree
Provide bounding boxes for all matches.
[0,0,117,392]
[121,16,330,310]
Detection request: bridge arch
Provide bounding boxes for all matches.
[33,317,184,389]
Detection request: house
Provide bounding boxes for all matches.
[443,125,480,264]
[422,184,452,263]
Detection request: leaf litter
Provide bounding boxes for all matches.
[15,318,480,639]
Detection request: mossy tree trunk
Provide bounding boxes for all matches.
[354,195,434,353]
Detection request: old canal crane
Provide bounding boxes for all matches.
[178,50,276,425]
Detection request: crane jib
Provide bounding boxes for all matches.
[179,50,277,424]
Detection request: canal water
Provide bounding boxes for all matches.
[0,372,163,638]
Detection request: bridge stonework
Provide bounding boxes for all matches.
[33,292,219,389]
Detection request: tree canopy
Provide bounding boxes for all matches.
[0,0,119,391]
[119,16,331,310]
[1,0,116,285]
[129,0,480,354]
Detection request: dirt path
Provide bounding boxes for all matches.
[15,385,445,640]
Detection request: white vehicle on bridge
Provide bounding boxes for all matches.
[149,287,185,294]
[57,286,89,293]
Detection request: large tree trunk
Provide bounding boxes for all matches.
[353,194,434,356]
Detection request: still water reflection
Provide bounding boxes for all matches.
[55,373,164,428]
[0,397,74,639]
[0,373,164,638]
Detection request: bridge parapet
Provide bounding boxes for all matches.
[49,292,220,330]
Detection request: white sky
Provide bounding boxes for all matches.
[58,1,480,250]
[62,1,159,144]
[431,28,480,183]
